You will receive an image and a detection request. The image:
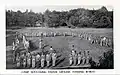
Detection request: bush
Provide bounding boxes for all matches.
[98,49,114,69]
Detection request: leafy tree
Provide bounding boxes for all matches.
[6,6,113,28]
[98,49,114,69]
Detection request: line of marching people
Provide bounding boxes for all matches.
[69,49,91,66]
[78,33,113,47]
[23,31,113,47]
[15,49,57,69]
[88,36,113,47]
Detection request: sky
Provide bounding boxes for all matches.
[6,5,113,13]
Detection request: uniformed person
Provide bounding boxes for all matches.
[39,39,42,49]
[20,52,24,67]
[52,51,57,67]
[64,32,67,37]
[46,52,51,67]
[12,42,17,63]
[49,46,54,55]
[81,51,86,65]
[71,49,75,65]
[32,55,36,68]
[36,53,41,62]
[41,32,43,38]
[23,53,27,68]
[35,53,41,68]
[71,50,75,57]
[12,42,15,51]
[100,36,106,46]
[77,51,82,65]
[54,32,56,37]
[69,52,73,66]
[73,51,77,66]
[41,53,45,68]
[22,35,26,43]
[86,51,91,65]
[15,38,19,46]
[26,52,32,68]
[16,53,20,68]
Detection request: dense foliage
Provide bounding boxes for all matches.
[6,6,113,28]
[98,49,113,69]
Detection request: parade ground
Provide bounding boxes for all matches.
[6,27,113,69]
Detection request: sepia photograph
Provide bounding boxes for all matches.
[6,6,113,69]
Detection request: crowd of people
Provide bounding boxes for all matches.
[69,45,91,66]
[14,47,57,69]
[22,31,112,47]
[11,31,112,69]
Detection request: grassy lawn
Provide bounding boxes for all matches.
[6,27,113,69]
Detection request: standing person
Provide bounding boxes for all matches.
[71,45,76,65]
[12,42,16,63]
[77,51,82,65]
[15,38,19,47]
[71,45,75,56]
[41,53,45,68]
[69,52,73,66]
[86,51,91,65]
[12,42,16,51]
[32,55,36,68]
[36,53,41,62]
[35,53,41,68]
[73,51,77,66]
[26,52,32,68]
[39,39,42,49]
[16,53,20,68]
[49,46,54,55]
[82,51,86,65]
[23,53,27,68]
[100,36,106,46]
[41,32,43,38]
[20,52,24,68]
[71,50,75,56]
[22,35,29,51]
[13,38,19,63]
[46,52,51,67]
[52,51,57,67]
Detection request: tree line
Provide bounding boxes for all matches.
[6,6,113,28]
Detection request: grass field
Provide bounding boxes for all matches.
[6,27,113,69]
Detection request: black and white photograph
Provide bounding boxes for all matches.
[6,5,113,69]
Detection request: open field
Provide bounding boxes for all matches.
[6,27,113,69]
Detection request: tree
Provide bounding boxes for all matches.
[6,6,113,28]
[98,49,113,69]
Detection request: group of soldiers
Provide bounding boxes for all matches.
[11,31,112,69]
[12,34,29,51]
[15,46,57,69]
[22,31,112,48]
[69,45,91,66]
[11,33,58,69]
[88,36,112,47]
[23,31,82,37]
[77,33,112,47]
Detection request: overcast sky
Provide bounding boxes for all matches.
[6,5,113,13]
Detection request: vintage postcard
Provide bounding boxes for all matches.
[0,0,119,74]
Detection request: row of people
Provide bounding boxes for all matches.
[25,31,112,47]
[15,32,112,49]
[69,50,91,66]
[22,31,91,38]
[88,36,112,47]
[15,51,57,69]
[12,35,29,50]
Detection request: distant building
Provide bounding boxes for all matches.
[35,20,43,27]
